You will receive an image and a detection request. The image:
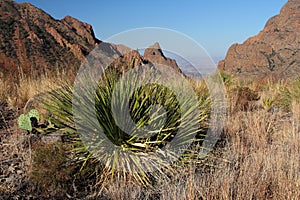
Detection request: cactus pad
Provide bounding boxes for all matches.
[28,109,40,122]
[17,114,32,131]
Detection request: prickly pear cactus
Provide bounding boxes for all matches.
[17,114,32,131]
[17,109,40,131]
[28,109,40,122]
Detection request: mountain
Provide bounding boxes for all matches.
[144,42,183,74]
[0,0,112,76]
[108,42,183,75]
[218,0,300,80]
[0,0,183,79]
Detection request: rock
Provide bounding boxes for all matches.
[61,16,99,46]
[107,42,184,76]
[218,0,300,80]
[109,49,147,74]
[110,43,132,56]
[0,102,15,130]
[16,170,23,175]
[0,1,181,80]
[144,42,183,74]
[0,0,119,77]
[41,134,62,143]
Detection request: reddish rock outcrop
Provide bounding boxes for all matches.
[144,42,183,74]
[218,0,300,79]
[109,49,147,73]
[61,16,98,46]
[108,42,183,75]
[0,0,103,77]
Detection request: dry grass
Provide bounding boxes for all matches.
[0,69,73,109]
[0,71,299,199]
[207,109,299,199]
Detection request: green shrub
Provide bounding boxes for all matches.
[277,78,300,110]
[219,70,234,86]
[262,97,274,112]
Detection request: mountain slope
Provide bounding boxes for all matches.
[218,0,300,79]
[108,42,183,75]
[0,0,184,80]
[0,0,102,76]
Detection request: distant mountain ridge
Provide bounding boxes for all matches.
[108,42,183,75]
[218,0,300,80]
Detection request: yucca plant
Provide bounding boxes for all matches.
[41,65,211,190]
[218,70,234,87]
[262,97,274,112]
[277,77,300,111]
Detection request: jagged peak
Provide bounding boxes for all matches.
[148,42,161,50]
[62,15,83,24]
[144,42,165,59]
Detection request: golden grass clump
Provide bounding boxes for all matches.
[0,69,72,109]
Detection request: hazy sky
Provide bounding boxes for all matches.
[14,0,287,60]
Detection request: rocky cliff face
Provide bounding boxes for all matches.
[0,0,102,76]
[109,49,147,74]
[218,0,300,79]
[144,42,183,74]
[108,42,183,75]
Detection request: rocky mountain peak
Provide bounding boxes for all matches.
[218,0,300,80]
[109,50,146,74]
[107,42,184,76]
[61,16,99,46]
[0,0,103,76]
[144,42,165,59]
[144,42,182,74]
[149,42,161,50]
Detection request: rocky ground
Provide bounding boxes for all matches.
[0,103,15,131]
[0,103,33,199]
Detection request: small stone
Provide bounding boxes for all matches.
[16,170,23,175]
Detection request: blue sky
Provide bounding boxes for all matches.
[14,0,287,60]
